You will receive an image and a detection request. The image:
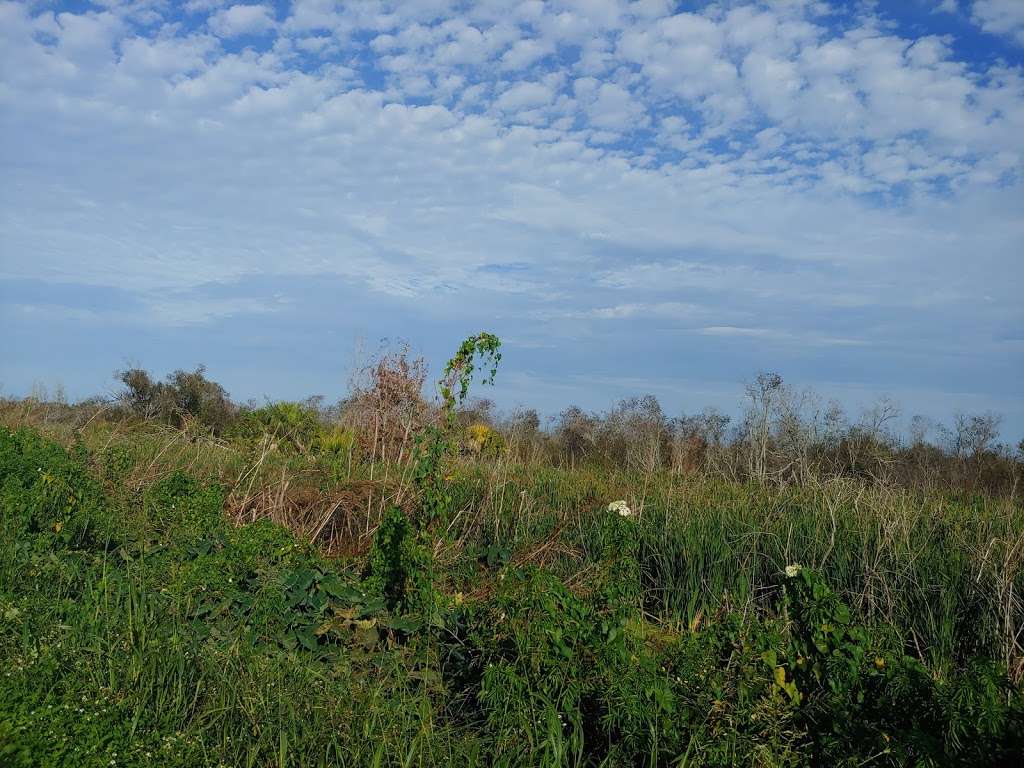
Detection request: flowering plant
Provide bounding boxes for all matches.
[607,500,633,518]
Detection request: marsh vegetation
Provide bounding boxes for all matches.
[2,336,1022,766]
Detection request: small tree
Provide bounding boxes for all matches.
[951,412,1002,459]
[115,365,236,435]
[744,371,783,483]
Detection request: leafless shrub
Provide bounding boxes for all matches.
[670,407,731,476]
[950,411,1002,459]
[502,407,545,463]
[339,342,430,469]
[457,397,496,427]
[741,371,784,483]
[555,405,597,468]
[593,395,669,473]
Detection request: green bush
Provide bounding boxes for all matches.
[117,366,236,435]
[227,401,323,454]
[0,426,115,552]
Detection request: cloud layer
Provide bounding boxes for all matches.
[1,0,1022,436]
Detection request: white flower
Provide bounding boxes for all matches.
[608,500,632,518]
[785,564,802,578]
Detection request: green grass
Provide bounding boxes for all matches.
[1,422,1022,766]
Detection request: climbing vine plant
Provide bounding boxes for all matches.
[368,332,501,615]
[414,332,502,526]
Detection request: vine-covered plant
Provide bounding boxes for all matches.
[439,332,502,425]
[365,505,433,614]
[413,332,501,527]
[368,333,502,616]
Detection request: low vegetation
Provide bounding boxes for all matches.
[2,335,1022,766]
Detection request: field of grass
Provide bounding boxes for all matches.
[2,384,1023,766]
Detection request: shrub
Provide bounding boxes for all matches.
[116,366,236,435]
[779,566,1024,766]
[228,401,322,453]
[0,426,114,551]
[341,343,430,463]
[463,423,505,457]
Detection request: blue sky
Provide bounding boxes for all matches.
[1,0,1022,441]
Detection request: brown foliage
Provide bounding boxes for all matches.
[229,479,414,557]
[340,343,431,466]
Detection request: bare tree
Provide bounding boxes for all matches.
[951,412,1002,458]
[597,395,669,473]
[671,407,730,476]
[743,372,783,483]
[341,342,430,467]
[909,414,935,447]
[858,397,901,442]
[556,406,596,468]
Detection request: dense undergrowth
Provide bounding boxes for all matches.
[2,422,1023,766]
[2,339,1023,766]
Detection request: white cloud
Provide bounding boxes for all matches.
[208,4,276,38]
[574,80,648,131]
[699,326,867,347]
[495,81,554,111]
[501,38,552,70]
[118,35,218,77]
[972,0,1024,44]
[1,0,1022,433]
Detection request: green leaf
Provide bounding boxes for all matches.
[379,615,422,634]
[295,627,318,651]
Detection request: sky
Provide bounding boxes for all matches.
[1,0,1022,441]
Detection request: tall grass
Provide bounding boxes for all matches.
[2,412,1022,766]
[6,407,1023,678]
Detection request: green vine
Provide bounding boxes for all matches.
[439,332,502,426]
[368,332,502,616]
[414,332,502,527]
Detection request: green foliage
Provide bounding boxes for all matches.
[775,566,1024,765]
[117,365,236,435]
[365,505,433,615]
[2,417,1022,767]
[0,426,115,552]
[411,332,503,526]
[228,401,323,453]
[371,333,504,621]
[464,423,506,457]
[439,332,502,425]
[142,470,225,544]
[318,426,357,458]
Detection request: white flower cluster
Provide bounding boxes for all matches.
[785,564,802,578]
[608,500,633,518]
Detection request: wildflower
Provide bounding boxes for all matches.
[608,500,632,518]
[785,564,802,578]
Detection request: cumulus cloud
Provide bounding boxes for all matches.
[495,81,555,111]
[207,4,276,38]
[972,0,1024,44]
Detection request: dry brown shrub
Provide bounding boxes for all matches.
[341,342,432,468]
[228,478,414,557]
